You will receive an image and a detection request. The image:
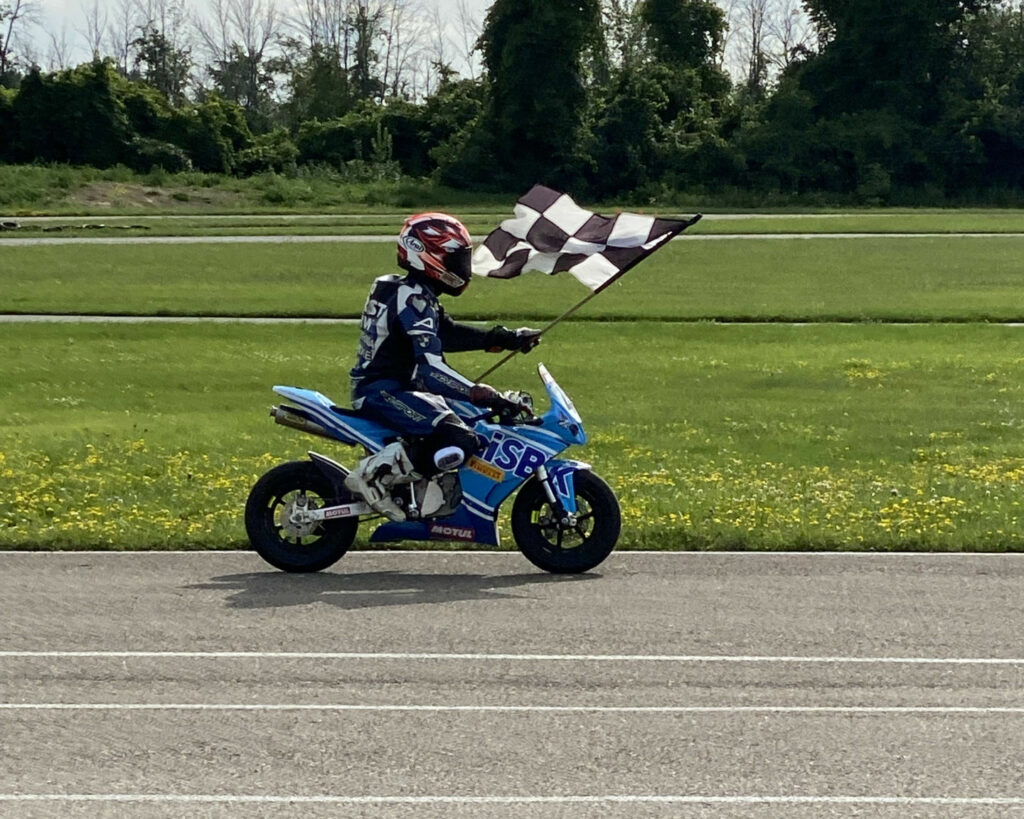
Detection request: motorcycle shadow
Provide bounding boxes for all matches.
[188,569,596,611]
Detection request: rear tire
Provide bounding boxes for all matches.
[511,470,621,574]
[245,460,358,573]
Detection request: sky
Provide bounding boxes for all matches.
[16,0,786,83]
[17,0,494,73]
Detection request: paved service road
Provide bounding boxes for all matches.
[1,550,1023,818]
[3,232,1024,247]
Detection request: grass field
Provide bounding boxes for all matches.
[3,200,1024,551]
[4,235,1024,322]
[3,321,1024,551]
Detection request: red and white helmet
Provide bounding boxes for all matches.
[397,212,473,296]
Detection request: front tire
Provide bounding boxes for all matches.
[245,460,358,573]
[511,470,621,574]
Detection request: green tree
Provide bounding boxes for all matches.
[11,61,134,166]
[183,93,253,173]
[277,42,354,131]
[639,0,731,122]
[0,85,15,158]
[351,2,384,101]
[1,0,28,87]
[132,26,192,106]
[587,0,734,194]
[119,78,195,171]
[740,0,1001,199]
[642,0,726,71]
[945,3,1024,192]
[208,44,277,132]
[799,0,992,120]
[478,0,602,190]
[589,62,669,195]
[426,73,490,189]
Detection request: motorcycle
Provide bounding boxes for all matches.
[244,364,621,574]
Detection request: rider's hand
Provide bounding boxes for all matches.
[470,384,522,415]
[487,326,542,354]
[511,327,542,353]
[469,383,503,407]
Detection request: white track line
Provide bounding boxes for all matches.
[2,795,1023,806]
[4,703,1024,715]
[3,650,1024,664]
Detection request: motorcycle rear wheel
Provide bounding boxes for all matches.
[510,470,621,574]
[245,460,358,573]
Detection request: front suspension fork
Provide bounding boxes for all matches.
[536,463,578,528]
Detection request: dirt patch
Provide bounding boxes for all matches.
[69,182,245,211]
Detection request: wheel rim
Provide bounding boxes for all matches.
[268,487,328,548]
[531,496,596,550]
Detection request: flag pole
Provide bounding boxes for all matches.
[473,213,703,383]
[474,289,602,382]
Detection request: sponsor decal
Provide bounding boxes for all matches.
[550,468,574,500]
[557,412,580,437]
[480,431,547,479]
[323,504,360,519]
[431,371,464,391]
[467,456,505,482]
[381,390,427,422]
[403,236,425,253]
[429,523,476,541]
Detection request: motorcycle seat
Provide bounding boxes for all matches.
[330,405,365,418]
[328,404,405,442]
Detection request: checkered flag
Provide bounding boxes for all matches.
[471,186,702,293]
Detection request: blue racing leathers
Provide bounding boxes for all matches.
[349,274,511,441]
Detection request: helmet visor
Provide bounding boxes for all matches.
[446,246,472,282]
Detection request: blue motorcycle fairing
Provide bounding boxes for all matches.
[371,420,569,547]
[273,386,395,451]
[274,365,590,547]
[370,504,499,546]
[544,459,592,515]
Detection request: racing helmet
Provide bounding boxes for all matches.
[397,212,473,296]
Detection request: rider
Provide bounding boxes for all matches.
[344,212,541,521]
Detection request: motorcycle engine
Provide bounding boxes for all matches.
[409,473,463,519]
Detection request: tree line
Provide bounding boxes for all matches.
[1,0,1023,204]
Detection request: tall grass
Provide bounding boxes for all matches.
[6,162,1024,216]
[0,164,515,214]
[3,322,1024,551]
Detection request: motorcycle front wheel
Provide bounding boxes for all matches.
[510,470,621,574]
[244,460,358,573]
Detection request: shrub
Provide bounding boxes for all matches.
[235,128,299,176]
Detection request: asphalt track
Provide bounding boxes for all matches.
[2,550,1023,818]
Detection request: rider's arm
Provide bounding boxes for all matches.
[398,286,477,400]
[437,310,493,352]
[439,309,542,353]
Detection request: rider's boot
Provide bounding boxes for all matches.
[344,441,416,522]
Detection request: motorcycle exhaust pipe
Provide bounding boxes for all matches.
[270,405,332,439]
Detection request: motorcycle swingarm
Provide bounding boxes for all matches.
[297,451,373,520]
[299,500,374,522]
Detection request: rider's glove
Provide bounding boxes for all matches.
[487,326,542,354]
[469,384,523,415]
